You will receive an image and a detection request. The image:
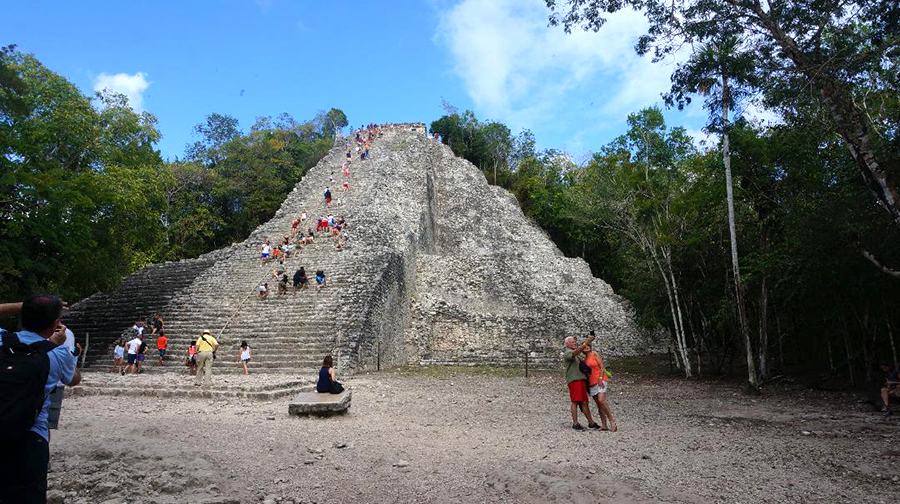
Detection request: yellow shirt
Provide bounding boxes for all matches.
[195,334,218,352]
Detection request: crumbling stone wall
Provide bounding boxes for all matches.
[64,252,222,367]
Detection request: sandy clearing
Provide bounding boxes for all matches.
[47,369,900,504]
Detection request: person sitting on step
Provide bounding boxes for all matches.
[316,355,344,394]
[257,282,268,300]
[315,270,326,292]
[277,274,289,295]
[273,259,285,279]
[880,362,900,415]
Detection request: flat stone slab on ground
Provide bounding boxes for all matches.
[288,390,351,416]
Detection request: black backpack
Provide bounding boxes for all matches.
[0,332,57,435]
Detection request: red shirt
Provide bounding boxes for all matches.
[157,335,168,350]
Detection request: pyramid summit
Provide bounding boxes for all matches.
[65,123,659,373]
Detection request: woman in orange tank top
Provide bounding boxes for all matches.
[585,342,617,432]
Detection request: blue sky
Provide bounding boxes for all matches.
[1,0,742,161]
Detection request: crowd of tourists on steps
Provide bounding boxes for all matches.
[99,124,387,384]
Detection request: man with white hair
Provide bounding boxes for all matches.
[563,334,599,430]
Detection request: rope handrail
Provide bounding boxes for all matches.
[216,149,351,343]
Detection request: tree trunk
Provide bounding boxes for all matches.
[722,70,758,390]
[886,315,898,371]
[842,320,856,386]
[853,304,878,384]
[758,273,769,380]
[686,298,703,377]
[669,263,692,376]
[826,334,835,372]
[747,2,900,234]
[773,300,785,370]
[651,248,692,377]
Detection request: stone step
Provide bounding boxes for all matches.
[77,376,311,392]
[68,383,314,400]
[155,341,335,350]
[85,359,325,372]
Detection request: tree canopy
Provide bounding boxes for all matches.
[0,46,338,305]
[547,0,900,274]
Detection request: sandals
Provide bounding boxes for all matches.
[572,423,585,431]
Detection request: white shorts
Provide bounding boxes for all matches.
[589,381,610,396]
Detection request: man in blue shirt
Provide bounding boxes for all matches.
[0,295,80,504]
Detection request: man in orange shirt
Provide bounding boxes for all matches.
[156,333,168,365]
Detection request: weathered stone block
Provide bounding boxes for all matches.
[288,390,352,416]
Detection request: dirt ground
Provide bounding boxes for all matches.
[48,368,900,504]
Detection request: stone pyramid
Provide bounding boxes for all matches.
[65,123,659,374]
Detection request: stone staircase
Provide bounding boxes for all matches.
[68,125,426,376]
[69,372,315,400]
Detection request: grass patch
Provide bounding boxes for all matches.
[377,365,559,379]
[607,354,673,375]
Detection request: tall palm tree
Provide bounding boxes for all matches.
[682,35,760,390]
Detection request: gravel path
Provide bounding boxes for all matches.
[48,369,900,503]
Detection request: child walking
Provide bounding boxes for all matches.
[238,341,251,375]
[111,340,125,375]
[187,342,198,375]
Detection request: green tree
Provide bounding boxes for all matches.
[324,108,348,138]
[0,48,166,302]
[547,0,900,277]
[185,112,241,166]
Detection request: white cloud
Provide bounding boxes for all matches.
[93,72,150,111]
[741,100,783,127]
[436,0,681,131]
[686,128,716,151]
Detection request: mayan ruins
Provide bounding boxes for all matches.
[65,124,657,377]
[7,2,898,501]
